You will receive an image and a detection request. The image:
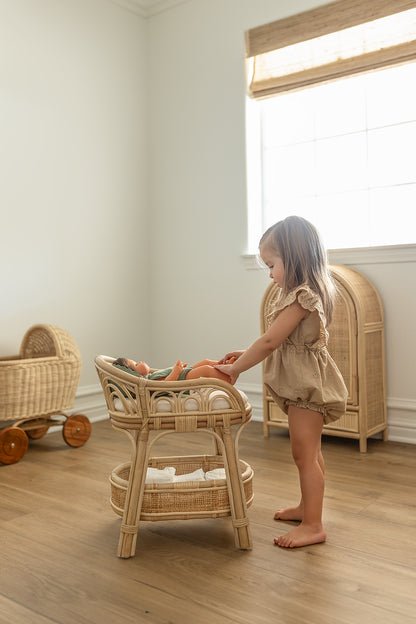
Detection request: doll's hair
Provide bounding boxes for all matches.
[113,357,145,377]
[113,357,131,369]
[259,216,336,324]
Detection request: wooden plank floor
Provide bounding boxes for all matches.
[0,419,415,624]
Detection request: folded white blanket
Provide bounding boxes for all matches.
[173,468,206,482]
[205,468,226,480]
[144,466,227,484]
[145,466,176,484]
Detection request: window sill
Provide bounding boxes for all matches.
[242,244,416,269]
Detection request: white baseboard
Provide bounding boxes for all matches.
[70,383,108,424]
[386,397,416,445]
[44,384,108,434]
[237,382,263,422]
[238,383,416,446]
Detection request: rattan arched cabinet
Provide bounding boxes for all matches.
[261,265,387,452]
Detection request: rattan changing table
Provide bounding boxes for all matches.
[95,355,253,558]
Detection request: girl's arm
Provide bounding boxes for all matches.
[216,302,308,384]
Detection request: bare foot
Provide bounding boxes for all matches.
[274,523,326,548]
[274,504,303,522]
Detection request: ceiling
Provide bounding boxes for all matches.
[109,0,189,18]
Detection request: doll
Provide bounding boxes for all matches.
[113,357,236,384]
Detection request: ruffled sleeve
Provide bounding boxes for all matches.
[296,286,322,313]
[266,285,325,327]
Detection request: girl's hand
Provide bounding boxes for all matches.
[215,363,239,385]
[218,350,246,365]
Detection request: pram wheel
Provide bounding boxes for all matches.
[27,424,50,439]
[0,427,29,464]
[62,415,91,448]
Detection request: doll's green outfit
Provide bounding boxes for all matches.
[111,363,194,399]
[263,284,347,424]
[112,364,194,381]
[147,366,194,381]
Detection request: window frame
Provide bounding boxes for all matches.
[243,0,416,263]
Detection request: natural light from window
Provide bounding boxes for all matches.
[246,61,416,253]
[253,9,416,80]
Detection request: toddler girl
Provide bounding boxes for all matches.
[216,216,347,548]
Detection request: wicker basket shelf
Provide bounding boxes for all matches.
[110,455,254,522]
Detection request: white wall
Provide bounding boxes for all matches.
[0,0,150,391]
[2,0,414,442]
[148,0,416,442]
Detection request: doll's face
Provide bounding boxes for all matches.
[127,359,150,376]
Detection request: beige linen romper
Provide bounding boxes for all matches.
[263,284,348,424]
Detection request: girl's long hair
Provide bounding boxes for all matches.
[259,216,336,324]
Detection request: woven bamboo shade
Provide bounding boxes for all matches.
[246,0,416,97]
[261,265,387,452]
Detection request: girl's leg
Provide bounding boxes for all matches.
[274,405,327,548]
[274,449,325,521]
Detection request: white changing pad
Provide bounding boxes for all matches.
[113,388,248,413]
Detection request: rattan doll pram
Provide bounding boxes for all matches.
[0,324,91,464]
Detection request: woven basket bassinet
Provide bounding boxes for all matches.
[0,324,82,421]
[110,455,254,521]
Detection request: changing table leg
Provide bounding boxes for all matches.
[118,428,149,558]
[213,427,223,455]
[221,424,252,550]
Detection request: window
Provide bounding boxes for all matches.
[245,1,416,253]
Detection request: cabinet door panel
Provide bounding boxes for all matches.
[327,285,358,405]
[324,411,359,433]
[269,401,288,423]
